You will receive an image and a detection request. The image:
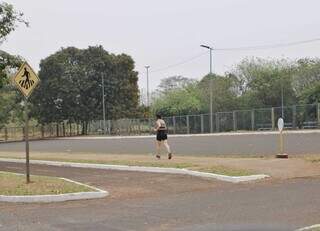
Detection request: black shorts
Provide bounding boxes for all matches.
[156,130,167,141]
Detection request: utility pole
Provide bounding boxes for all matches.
[101,75,106,134]
[145,66,150,107]
[201,44,214,133]
[281,79,284,118]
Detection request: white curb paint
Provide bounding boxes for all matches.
[0,158,269,183]
[0,172,108,203]
[57,129,320,140]
[296,224,320,231]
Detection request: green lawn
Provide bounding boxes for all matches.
[0,171,93,196]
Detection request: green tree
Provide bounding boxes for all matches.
[31,46,139,129]
[156,75,196,94]
[230,58,297,108]
[198,74,238,112]
[0,2,28,43]
[292,58,320,104]
[152,82,202,116]
[0,2,27,127]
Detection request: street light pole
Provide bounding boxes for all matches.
[281,82,284,118]
[201,44,214,133]
[145,66,150,107]
[101,75,106,135]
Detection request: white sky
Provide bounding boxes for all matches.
[1,0,320,91]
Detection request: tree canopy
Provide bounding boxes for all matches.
[0,2,26,127]
[31,46,139,125]
[0,1,28,43]
[151,57,320,117]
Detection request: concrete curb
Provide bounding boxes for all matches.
[0,172,108,203]
[296,224,320,231]
[0,158,269,183]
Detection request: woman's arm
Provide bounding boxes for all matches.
[154,121,160,132]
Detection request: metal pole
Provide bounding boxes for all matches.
[279,130,284,154]
[233,111,237,131]
[318,102,320,127]
[209,48,213,133]
[281,81,284,118]
[102,75,106,134]
[24,99,30,183]
[186,115,190,134]
[201,45,214,133]
[145,66,150,107]
[271,107,275,130]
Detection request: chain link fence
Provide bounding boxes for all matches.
[1,103,319,142]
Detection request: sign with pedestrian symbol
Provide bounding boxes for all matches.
[13,62,40,98]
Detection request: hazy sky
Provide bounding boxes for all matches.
[2,0,320,92]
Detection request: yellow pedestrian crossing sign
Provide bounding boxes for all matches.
[13,62,40,98]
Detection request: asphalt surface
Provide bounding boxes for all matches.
[0,162,319,231]
[1,131,320,155]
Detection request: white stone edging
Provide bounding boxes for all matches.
[296,224,320,231]
[0,158,269,183]
[0,172,108,203]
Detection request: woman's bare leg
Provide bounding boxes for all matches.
[156,141,162,158]
[163,140,172,159]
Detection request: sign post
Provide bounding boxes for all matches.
[276,117,288,159]
[13,62,40,183]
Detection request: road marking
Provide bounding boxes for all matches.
[296,224,320,231]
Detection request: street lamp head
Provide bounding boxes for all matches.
[145,65,150,69]
[200,45,211,49]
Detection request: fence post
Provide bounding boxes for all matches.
[271,107,275,130]
[200,115,204,133]
[186,115,190,134]
[318,102,320,127]
[41,126,44,138]
[216,113,219,133]
[108,120,111,135]
[251,110,255,131]
[56,124,59,137]
[292,105,297,129]
[148,118,152,135]
[63,123,66,137]
[173,116,176,134]
[233,111,237,131]
[4,128,8,141]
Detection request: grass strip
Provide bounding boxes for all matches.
[0,171,93,196]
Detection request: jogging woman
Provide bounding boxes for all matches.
[154,114,172,159]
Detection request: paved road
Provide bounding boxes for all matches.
[0,162,319,231]
[1,131,320,155]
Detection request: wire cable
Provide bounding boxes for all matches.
[214,38,320,51]
[150,52,207,73]
[147,37,320,73]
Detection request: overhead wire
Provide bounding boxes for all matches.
[148,37,320,73]
[150,52,207,73]
[214,38,320,51]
